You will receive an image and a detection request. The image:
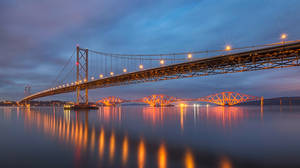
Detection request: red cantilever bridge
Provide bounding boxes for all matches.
[19,40,300,106]
[96,92,261,106]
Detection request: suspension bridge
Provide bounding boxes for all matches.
[19,38,300,108]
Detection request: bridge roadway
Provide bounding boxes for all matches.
[20,41,300,102]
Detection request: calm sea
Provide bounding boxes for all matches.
[0,105,300,168]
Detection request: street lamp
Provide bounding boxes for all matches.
[160,60,165,65]
[225,45,232,51]
[281,33,287,40]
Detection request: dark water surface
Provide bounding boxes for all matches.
[1,105,300,168]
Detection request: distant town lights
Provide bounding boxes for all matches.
[91,76,95,80]
[139,64,144,69]
[123,68,127,73]
[99,74,104,78]
[187,53,192,59]
[110,72,114,76]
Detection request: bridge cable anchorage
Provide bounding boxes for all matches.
[20,40,300,103]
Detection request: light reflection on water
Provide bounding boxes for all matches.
[1,105,300,167]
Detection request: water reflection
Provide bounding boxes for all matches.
[138,139,146,168]
[109,131,115,162]
[1,105,274,168]
[184,149,195,168]
[98,127,105,159]
[140,105,249,129]
[219,156,232,168]
[158,143,167,168]
[122,135,129,165]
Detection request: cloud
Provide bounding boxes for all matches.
[0,0,300,100]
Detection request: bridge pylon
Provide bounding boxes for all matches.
[64,45,98,110]
[76,45,89,105]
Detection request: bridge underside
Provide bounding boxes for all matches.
[20,42,300,103]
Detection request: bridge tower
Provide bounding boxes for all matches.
[76,45,89,105]
[24,85,31,97]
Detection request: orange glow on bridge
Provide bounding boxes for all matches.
[97,96,124,106]
[97,92,260,106]
[142,94,177,107]
[200,92,260,106]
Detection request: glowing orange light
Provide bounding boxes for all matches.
[98,128,105,159]
[139,64,144,69]
[180,103,187,107]
[90,127,96,151]
[158,143,167,168]
[99,74,103,78]
[110,72,114,76]
[123,68,127,73]
[281,33,287,40]
[138,139,146,168]
[188,53,192,59]
[225,45,231,51]
[185,150,195,168]
[84,79,87,82]
[109,132,115,161]
[160,60,165,65]
[219,156,232,168]
[122,136,129,165]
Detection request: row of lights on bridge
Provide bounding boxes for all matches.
[48,34,288,91]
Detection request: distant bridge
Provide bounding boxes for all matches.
[96,92,260,106]
[19,40,300,105]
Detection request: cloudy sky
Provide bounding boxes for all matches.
[1,0,300,101]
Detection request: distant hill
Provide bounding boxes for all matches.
[238,97,300,105]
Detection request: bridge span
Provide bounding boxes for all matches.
[20,41,300,104]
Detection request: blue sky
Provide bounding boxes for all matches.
[1,0,300,101]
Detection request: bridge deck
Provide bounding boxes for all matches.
[20,41,300,102]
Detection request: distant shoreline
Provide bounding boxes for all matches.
[1,97,300,107]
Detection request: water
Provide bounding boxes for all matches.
[0,105,300,168]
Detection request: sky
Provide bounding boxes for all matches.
[1,0,300,101]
